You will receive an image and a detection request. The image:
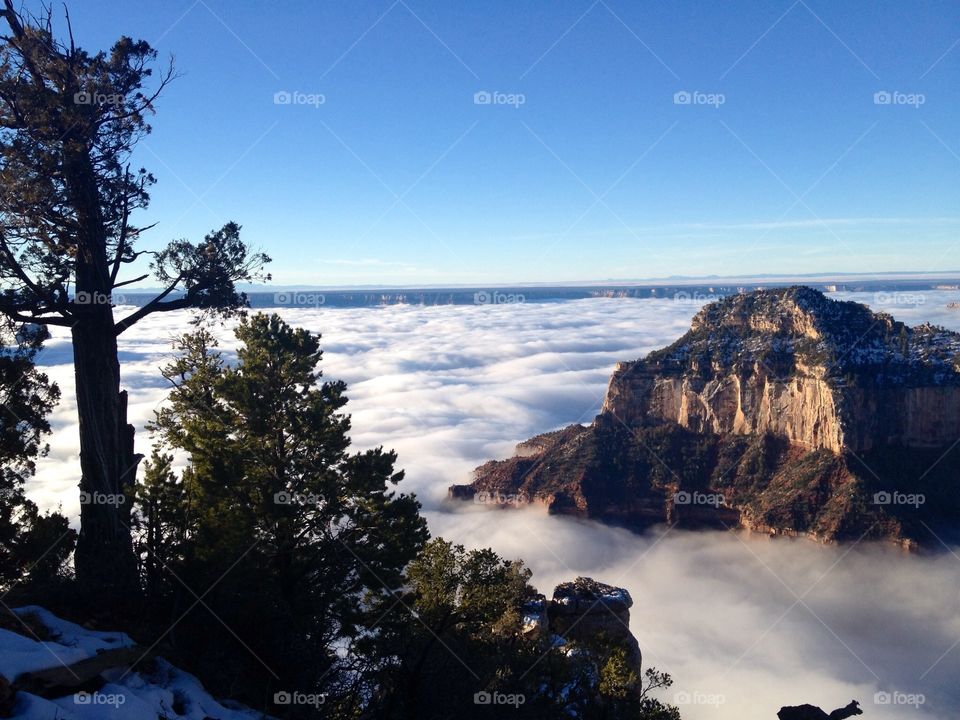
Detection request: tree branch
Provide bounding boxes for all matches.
[109,173,132,284]
[114,272,187,334]
[0,307,75,326]
[0,232,70,319]
[112,274,148,288]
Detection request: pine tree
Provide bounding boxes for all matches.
[132,450,186,604]
[0,318,73,592]
[146,314,428,707]
[0,2,269,599]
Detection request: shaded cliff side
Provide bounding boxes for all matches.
[451,287,960,546]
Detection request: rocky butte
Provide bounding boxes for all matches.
[450,287,960,547]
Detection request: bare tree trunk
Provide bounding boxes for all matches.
[66,146,141,599]
[71,312,140,596]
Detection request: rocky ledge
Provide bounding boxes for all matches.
[450,287,960,546]
[522,577,641,672]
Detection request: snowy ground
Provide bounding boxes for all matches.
[0,607,269,719]
[23,290,960,720]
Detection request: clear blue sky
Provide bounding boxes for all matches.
[43,0,960,286]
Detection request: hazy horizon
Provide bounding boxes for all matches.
[113,269,960,294]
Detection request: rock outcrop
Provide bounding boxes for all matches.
[518,578,641,684]
[450,287,960,545]
[548,578,641,669]
[778,699,863,720]
[603,286,960,452]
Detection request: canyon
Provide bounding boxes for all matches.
[450,287,960,546]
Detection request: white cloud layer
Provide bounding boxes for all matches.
[28,291,960,719]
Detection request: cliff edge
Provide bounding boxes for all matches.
[451,287,960,546]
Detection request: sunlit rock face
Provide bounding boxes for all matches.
[603,368,847,452]
[453,288,960,546]
[602,286,960,453]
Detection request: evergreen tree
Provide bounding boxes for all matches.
[144,314,428,710]
[365,537,682,720]
[0,318,74,591]
[363,538,548,719]
[132,449,186,604]
[139,316,681,719]
[0,1,269,599]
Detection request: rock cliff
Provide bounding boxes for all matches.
[603,286,960,452]
[451,287,960,546]
[548,578,641,669]
[519,578,642,688]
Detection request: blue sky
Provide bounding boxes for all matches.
[48,0,960,286]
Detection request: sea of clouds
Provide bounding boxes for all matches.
[28,290,960,719]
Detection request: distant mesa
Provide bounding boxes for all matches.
[450,287,960,546]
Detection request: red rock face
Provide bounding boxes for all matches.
[450,288,960,546]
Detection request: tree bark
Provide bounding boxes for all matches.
[71,313,140,597]
[65,145,141,599]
